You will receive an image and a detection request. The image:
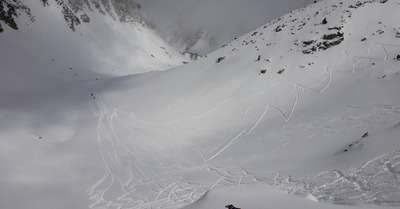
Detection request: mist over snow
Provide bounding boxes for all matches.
[135,0,314,54]
[1,0,400,209]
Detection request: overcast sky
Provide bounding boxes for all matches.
[136,0,314,50]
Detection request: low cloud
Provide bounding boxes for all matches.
[136,0,314,52]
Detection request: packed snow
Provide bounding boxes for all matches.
[1,0,400,209]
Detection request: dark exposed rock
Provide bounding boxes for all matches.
[322,17,328,24]
[362,132,369,138]
[274,25,283,32]
[302,40,315,47]
[0,1,19,30]
[396,31,400,38]
[216,56,225,63]
[348,1,366,9]
[81,14,90,23]
[101,0,116,19]
[0,0,34,31]
[94,2,106,15]
[41,0,49,6]
[61,5,81,31]
[303,30,344,54]
[321,37,344,48]
[328,26,341,31]
[69,0,91,13]
[323,32,344,40]
[45,0,153,32]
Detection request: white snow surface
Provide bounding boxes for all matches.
[1,0,400,209]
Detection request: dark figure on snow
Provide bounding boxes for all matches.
[225,204,241,209]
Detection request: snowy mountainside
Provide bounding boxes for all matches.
[0,0,187,142]
[1,0,153,32]
[1,0,400,209]
[0,2,187,208]
[0,0,187,92]
[94,0,400,208]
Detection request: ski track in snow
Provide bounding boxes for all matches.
[206,129,247,162]
[88,97,309,208]
[274,150,400,206]
[345,40,400,72]
[345,50,359,73]
[88,95,400,208]
[88,101,270,209]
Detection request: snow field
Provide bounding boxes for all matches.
[1,0,400,209]
[90,0,400,208]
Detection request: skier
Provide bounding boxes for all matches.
[225,204,241,209]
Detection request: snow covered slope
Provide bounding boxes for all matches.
[0,0,187,93]
[1,0,400,209]
[0,1,186,209]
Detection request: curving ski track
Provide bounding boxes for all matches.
[274,150,400,206]
[87,101,268,209]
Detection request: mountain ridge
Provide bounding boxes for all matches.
[0,0,155,33]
